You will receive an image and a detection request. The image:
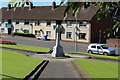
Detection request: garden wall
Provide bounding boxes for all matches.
[107,38,120,48]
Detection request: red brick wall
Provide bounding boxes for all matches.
[90,16,113,43]
[107,38,120,48]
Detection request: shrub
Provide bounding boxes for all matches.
[13,32,35,37]
[0,41,17,45]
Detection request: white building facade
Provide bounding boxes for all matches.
[0,2,112,43]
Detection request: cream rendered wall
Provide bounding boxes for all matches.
[33,21,56,39]
[1,19,91,43]
[0,20,8,34]
[61,21,91,43]
[13,20,33,33]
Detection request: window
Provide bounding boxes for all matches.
[46,31,51,37]
[97,46,101,49]
[79,21,88,26]
[101,45,109,49]
[67,21,72,26]
[56,20,62,25]
[66,32,72,39]
[35,21,40,26]
[91,46,96,48]
[35,30,41,36]
[46,21,51,26]
[1,28,4,33]
[24,20,29,25]
[79,33,86,39]
[8,19,11,24]
[24,30,29,33]
[16,20,19,24]
[15,29,19,32]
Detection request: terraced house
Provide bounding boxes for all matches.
[0,2,113,43]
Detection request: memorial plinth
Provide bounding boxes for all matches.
[51,25,65,57]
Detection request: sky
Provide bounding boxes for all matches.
[0,0,62,8]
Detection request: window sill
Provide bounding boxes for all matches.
[66,38,72,39]
[78,39,86,40]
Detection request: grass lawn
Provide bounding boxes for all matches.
[0,49,2,80]
[74,59,119,79]
[0,49,44,79]
[0,44,50,53]
[70,51,120,60]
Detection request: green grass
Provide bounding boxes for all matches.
[0,44,50,53]
[74,59,119,79]
[0,49,44,79]
[69,51,120,60]
[0,49,2,80]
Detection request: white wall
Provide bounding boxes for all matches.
[0,20,91,43]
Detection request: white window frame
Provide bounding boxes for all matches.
[16,20,19,25]
[66,21,72,26]
[15,29,19,32]
[24,20,29,25]
[35,20,41,26]
[79,33,86,40]
[46,31,51,37]
[66,32,72,39]
[79,21,89,27]
[46,21,51,26]
[35,30,41,36]
[24,30,29,33]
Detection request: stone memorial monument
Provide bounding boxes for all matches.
[51,25,65,57]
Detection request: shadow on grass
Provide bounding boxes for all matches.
[0,74,22,80]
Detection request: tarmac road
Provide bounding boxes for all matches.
[2,36,88,53]
[2,36,119,55]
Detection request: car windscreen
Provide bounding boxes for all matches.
[101,45,109,49]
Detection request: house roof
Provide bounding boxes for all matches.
[0,4,99,21]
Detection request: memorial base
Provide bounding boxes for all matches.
[51,45,65,57]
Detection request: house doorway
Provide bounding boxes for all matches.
[8,28,12,35]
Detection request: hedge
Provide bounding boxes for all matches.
[13,32,35,37]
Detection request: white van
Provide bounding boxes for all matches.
[87,44,116,55]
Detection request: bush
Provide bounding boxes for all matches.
[13,32,35,37]
[0,41,17,45]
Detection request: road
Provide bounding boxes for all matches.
[1,36,119,55]
[2,36,89,53]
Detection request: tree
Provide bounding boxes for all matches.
[8,0,120,38]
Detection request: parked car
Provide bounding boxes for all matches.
[87,44,116,55]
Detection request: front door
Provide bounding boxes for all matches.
[8,28,12,35]
[97,46,103,54]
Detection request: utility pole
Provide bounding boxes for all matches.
[99,30,101,43]
[75,14,78,52]
[11,3,14,37]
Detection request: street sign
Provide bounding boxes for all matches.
[6,24,13,28]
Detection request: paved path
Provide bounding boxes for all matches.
[31,54,84,79]
[38,59,82,79]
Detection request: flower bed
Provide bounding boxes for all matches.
[0,41,16,45]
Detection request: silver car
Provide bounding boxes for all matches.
[87,44,116,55]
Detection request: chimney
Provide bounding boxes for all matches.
[82,2,90,9]
[81,3,85,9]
[7,4,11,11]
[52,1,56,10]
[29,2,33,10]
